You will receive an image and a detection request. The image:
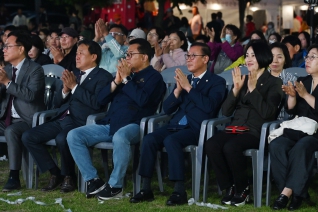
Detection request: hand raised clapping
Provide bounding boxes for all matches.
[282,81,296,97]
[232,67,245,96]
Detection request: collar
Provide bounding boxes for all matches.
[82,67,95,75]
[14,58,26,70]
[192,70,207,80]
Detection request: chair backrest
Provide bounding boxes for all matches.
[284,67,307,78]
[42,64,64,110]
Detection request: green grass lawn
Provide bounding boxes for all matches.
[0,150,318,212]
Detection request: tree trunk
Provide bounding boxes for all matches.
[155,0,165,27]
[238,0,246,38]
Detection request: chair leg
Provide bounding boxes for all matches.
[191,148,196,200]
[156,152,164,192]
[132,145,140,196]
[78,170,86,193]
[203,156,209,203]
[266,155,272,206]
[24,150,33,189]
[253,151,263,207]
[101,149,109,182]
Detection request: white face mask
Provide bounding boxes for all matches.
[225,34,232,44]
[269,39,276,44]
[39,35,45,40]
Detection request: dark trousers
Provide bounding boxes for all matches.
[0,119,30,170]
[269,135,318,198]
[138,126,199,181]
[22,116,78,176]
[204,131,259,193]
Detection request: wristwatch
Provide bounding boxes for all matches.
[122,76,132,84]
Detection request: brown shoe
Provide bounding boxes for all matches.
[41,175,63,192]
[60,176,76,193]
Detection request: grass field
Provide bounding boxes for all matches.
[0,150,318,212]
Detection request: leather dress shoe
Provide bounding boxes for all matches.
[221,185,235,205]
[166,192,187,206]
[288,196,303,211]
[130,189,154,203]
[2,177,21,192]
[60,176,76,193]
[272,194,289,210]
[42,175,63,191]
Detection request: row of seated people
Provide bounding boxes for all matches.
[0,28,317,211]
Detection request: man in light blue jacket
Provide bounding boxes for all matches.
[94,19,128,74]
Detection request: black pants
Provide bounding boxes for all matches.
[22,116,79,176]
[204,131,259,193]
[269,135,318,198]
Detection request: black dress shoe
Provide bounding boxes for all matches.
[272,194,289,210]
[2,177,21,192]
[221,185,235,205]
[166,192,187,206]
[231,186,250,207]
[130,189,154,203]
[60,176,76,193]
[288,196,303,211]
[42,175,63,191]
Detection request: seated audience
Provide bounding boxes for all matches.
[47,29,61,60]
[269,44,318,211]
[268,32,282,44]
[282,35,304,68]
[130,42,226,205]
[22,40,113,193]
[67,39,166,200]
[127,28,146,42]
[28,34,52,66]
[195,34,209,43]
[1,30,45,191]
[298,31,310,67]
[204,40,283,207]
[147,27,165,71]
[162,31,188,69]
[207,24,243,74]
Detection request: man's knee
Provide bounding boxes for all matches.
[66,129,79,146]
[21,129,36,146]
[55,133,68,149]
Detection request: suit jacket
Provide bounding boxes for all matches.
[286,75,318,138]
[222,70,283,138]
[0,59,45,125]
[164,71,226,132]
[97,65,166,135]
[53,67,113,127]
[58,45,77,71]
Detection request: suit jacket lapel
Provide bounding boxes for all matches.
[195,71,211,91]
[16,59,28,85]
[80,67,99,87]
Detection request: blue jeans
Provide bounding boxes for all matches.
[67,123,140,188]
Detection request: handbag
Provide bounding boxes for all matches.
[282,128,308,142]
[225,126,249,134]
[213,50,233,74]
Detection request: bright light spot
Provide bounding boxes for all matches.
[91,7,94,11]
[250,7,259,12]
[209,3,222,10]
[300,5,308,10]
[179,4,189,10]
[316,8,318,12]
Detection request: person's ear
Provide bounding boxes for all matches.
[294,44,300,52]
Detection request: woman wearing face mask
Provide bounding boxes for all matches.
[147,27,166,71]
[39,28,50,53]
[265,22,276,39]
[204,40,283,207]
[28,34,53,66]
[207,24,243,73]
[268,32,282,44]
[161,30,188,69]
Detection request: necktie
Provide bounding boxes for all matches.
[5,67,18,127]
[178,78,200,125]
[77,71,86,84]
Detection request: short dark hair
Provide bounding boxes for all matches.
[217,11,222,18]
[195,35,209,43]
[307,44,318,56]
[225,24,241,42]
[168,30,188,51]
[30,34,45,53]
[250,30,266,41]
[190,42,211,61]
[50,29,61,36]
[129,38,152,62]
[7,30,32,57]
[77,39,102,65]
[298,31,310,49]
[211,13,217,20]
[149,26,165,41]
[268,32,282,43]
[109,24,128,36]
[39,28,50,36]
[246,15,253,21]
[4,25,16,32]
[270,42,292,69]
[244,40,273,70]
[282,35,301,51]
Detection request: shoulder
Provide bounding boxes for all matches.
[96,67,113,79]
[298,75,311,82]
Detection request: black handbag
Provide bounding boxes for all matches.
[282,128,308,142]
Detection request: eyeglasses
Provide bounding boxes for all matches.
[109,32,124,37]
[59,35,71,40]
[3,44,21,50]
[125,52,144,59]
[185,54,206,60]
[304,55,318,61]
[147,33,158,37]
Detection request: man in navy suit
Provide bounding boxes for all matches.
[22,40,113,193]
[67,38,166,200]
[130,42,226,205]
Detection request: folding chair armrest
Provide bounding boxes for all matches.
[269,120,283,132]
[86,112,108,125]
[206,116,233,138]
[147,114,172,133]
[39,109,60,124]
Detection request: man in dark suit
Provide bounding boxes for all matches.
[22,40,113,193]
[1,30,45,191]
[130,42,226,205]
[67,38,166,199]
